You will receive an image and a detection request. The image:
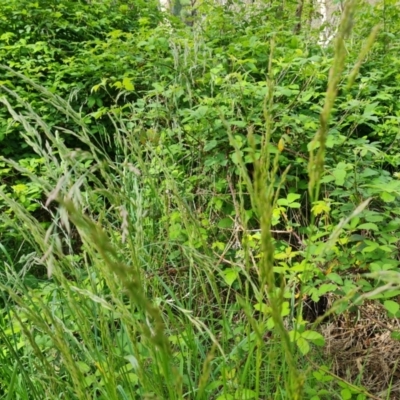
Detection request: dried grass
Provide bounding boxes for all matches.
[322,300,400,399]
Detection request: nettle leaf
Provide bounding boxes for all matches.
[76,361,91,374]
[381,191,396,202]
[357,222,379,231]
[281,301,290,317]
[223,268,239,286]
[288,330,297,342]
[204,139,218,151]
[311,200,330,216]
[231,151,243,165]
[317,283,337,296]
[275,86,293,97]
[296,337,310,355]
[384,300,399,315]
[326,133,346,148]
[218,218,233,228]
[362,240,379,253]
[327,273,343,285]
[340,389,352,400]
[287,193,301,203]
[194,105,209,119]
[122,77,134,91]
[301,330,325,346]
[332,162,348,186]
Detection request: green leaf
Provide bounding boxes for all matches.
[204,139,218,151]
[327,273,343,285]
[301,330,325,346]
[76,361,91,374]
[194,106,209,118]
[341,389,352,400]
[223,268,239,286]
[124,373,139,384]
[275,86,292,97]
[317,283,337,296]
[381,191,396,202]
[390,331,400,341]
[122,77,134,91]
[357,222,379,231]
[384,300,399,315]
[287,193,301,203]
[277,198,288,206]
[332,163,348,186]
[218,218,233,228]
[296,337,310,355]
[281,301,290,317]
[231,151,243,165]
[266,317,275,329]
[362,242,379,253]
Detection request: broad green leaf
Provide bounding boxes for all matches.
[384,300,399,315]
[317,283,337,296]
[301,330,325,346]
[275,86,292,96]
[223,268,239,286]
[122,77,134,91]
[76,361,91,374]
[296,337,310,355]
[84,374,97,388]
[312,200,330,216]
[231,151,244,165]
[332,162,348,186]
[194,106,209,118]
[125,372,138,383]
[327,273,343,285]
[341,389,352,400]
[287,193,301,203]
[362,242,379,253]
[277,198,288,206]
[218,218,233,228]
[281,301,290,317]
[381,191,396,202]
[204,139,218,151]
[288,330,297,342]
[357,222,378,231]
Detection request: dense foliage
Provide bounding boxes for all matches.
[1,0,400,399]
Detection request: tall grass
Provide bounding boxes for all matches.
[0,1,380,399]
